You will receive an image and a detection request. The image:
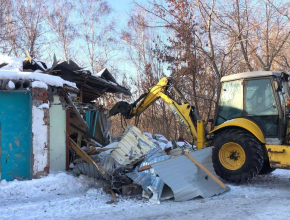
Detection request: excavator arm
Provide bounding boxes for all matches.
[109,77,206,150]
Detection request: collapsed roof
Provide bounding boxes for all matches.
[50,60,131,103]
[0,54,131,102]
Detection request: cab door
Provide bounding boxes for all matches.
[244,78,280,137]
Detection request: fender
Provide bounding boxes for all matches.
[209,118,265,144]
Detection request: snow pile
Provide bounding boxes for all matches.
[32,81,48,89]
[0,173,100,200]
[37,103,49,109]
[7,80,15,89]
[0,172,113,220]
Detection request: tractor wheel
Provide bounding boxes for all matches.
[212,128,264,183]
[259,159,276,175]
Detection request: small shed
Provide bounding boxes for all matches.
[0,55,77,180]
[0,54,131,181]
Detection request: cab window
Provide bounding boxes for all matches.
[216,80,243,125]
[245,78,278,136]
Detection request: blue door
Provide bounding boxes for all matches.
[0,91,32,181]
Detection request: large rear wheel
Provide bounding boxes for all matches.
[259,158,276,175]
[212,129,264,183]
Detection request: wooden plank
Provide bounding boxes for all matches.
[87,148,97,155]
[69,138,109,179]
[111,189,117,205]
[65,92,88,128]
[184,152,227,189]
[66,109,70,171]
[70,123,103,147]
[77,132,82,146]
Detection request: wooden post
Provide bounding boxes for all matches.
[66,109,70,170]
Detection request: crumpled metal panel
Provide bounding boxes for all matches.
[167,148,191,157]
[126,147,171,203]
[111,126,157,166]
[151,147,230,201]
[73,153,116,179]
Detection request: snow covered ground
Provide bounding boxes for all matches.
[1,169,290,220]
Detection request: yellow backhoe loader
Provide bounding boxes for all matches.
[109,71,290,183]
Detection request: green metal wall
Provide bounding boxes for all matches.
[0,91,32,181]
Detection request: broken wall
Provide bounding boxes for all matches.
[69,109,110,146]
[31,86,50,178]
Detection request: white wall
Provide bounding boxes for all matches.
[49,95,66,171]
[32,105,49,177]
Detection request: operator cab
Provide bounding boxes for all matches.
[215,71,290,144]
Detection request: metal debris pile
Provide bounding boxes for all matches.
[72,126,230,204]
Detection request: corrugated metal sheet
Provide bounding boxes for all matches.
[126,147,171,203]
[111,126,157,166]
[152,147,230,201]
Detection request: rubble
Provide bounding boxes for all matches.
[110,126,155,166]
[151,148,229,201]
[72,125,230,205]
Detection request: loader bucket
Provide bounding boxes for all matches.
[108,101,133,119]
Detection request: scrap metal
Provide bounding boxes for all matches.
[151,147,230,201]
[126,147,171,204]
[111,126,156,166]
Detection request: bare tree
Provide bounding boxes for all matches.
[217,0,290,72]
[14,0,48,57]
[46,0,76,61]
[76,0,116,73]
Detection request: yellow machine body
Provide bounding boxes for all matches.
[265,145,290,169]
[210,118,290,169]
[210,118,265,144]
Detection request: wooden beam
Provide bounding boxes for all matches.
[70,123,103,147]
[65,91,88,129]
[184,152,227,189]
[111,189,117,205]
[69,138,109,179]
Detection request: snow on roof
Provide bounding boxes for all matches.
[0,54,77,89]
[0,55,23,71]
[95,68,106,77]
[0,70,77,88]
[94,68,117,83]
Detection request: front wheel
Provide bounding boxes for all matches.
[212,129,264,183]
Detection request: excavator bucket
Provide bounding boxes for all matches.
[108,101,133,119]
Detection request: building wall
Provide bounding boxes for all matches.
[31,87,49,178]
[49,95,66,171]
[0,91,32,181]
